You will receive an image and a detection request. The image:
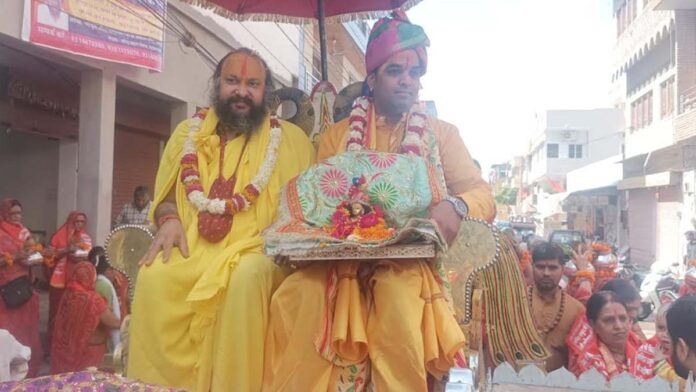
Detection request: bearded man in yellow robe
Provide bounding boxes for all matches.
[263,13,496,392]
[127,48,315,391]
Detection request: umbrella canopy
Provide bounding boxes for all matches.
[184,0,420,22]
[183,0,421,80]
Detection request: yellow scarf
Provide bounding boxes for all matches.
[149,108,315,376]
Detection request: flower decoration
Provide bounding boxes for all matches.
[591,242,612,255]
[180,109,282,216]
[2,252,13,267]
[325,176,395,241]
[519,249,532,271]
[346,96,429,157]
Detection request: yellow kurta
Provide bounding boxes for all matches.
[263,111,496,391]
[127,109,315,392]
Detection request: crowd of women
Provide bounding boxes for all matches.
[0,198,128,377]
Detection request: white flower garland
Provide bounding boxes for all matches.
[180,109,282,215]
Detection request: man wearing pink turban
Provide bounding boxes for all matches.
[263,12,495,391]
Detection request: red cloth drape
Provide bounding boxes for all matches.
[50,262,108,374]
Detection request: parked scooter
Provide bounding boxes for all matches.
[638,262,681,321]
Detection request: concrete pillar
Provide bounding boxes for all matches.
[77,69,116,245]
[56,139,78,224]
[170,101,197,132]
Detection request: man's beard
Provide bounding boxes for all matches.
[214,94,268,135]
[672,350,693,379]
[535,279,558,293]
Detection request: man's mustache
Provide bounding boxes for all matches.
[226,96,255,108]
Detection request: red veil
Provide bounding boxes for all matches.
[50,262,107,374]
[49,211,92,287]
[0,199,31,244]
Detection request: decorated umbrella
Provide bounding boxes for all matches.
[183,0,421,81]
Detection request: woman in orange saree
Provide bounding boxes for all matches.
[0,198,42,377]
[47,211,91,349]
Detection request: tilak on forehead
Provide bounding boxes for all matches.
[365,10,430,75]
[222,52,266,82]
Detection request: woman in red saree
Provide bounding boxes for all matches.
[50,261,121,374]
[47,211,91,348]
[0,198,43,377]
[566,291,640,379]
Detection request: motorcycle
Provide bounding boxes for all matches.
[615,246,646,289]
[638,262,681,321]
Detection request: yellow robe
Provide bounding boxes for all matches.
[127,109,315,392]
[263,111,496,391]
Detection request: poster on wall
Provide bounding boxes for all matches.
[21,0,166,71]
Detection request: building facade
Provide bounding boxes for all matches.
[612,0,696,266]
[519,109,624,237]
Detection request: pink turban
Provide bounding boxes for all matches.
[365,11,430,75]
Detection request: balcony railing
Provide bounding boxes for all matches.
[679,85,696,114]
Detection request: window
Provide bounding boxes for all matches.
[568,144,583,159]
[661,77,675,118]
[547,143,559,158]
[616,0,638,36]
[630,91,653,131]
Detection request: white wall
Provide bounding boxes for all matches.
[0,130,59,237]
[566,155,623,193]
[527,109,624,183]
[193,8,302,85]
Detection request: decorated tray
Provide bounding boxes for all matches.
[264,151,448,265]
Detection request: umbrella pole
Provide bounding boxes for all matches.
[318,0,329,81]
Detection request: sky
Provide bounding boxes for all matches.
[406,0,615,172]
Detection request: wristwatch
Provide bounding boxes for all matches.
[444,195,468,218]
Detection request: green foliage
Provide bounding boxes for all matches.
[495,187,518,205]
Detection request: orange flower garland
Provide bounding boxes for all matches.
[591,242,612,254]
[352,218,394,241]
[519,250,532,271]
[2,252,13,267]
[574,269,596,287]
